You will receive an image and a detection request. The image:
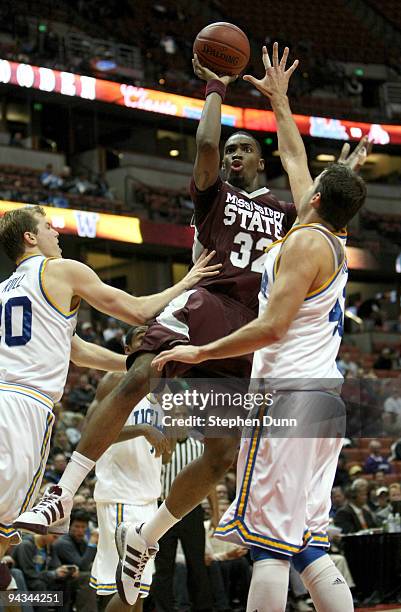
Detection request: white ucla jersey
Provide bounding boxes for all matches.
[252,224,347,384]
[94,395,162,505]
[0,255,78,403]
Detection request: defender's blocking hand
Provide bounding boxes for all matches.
[243,42,299,99]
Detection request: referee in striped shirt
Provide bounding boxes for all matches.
[151,408,216,612]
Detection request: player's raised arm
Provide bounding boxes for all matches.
[46,250,221,325]
[193,55,237,190]
[243,43,310,207]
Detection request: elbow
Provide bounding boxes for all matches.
[196,137,219,152]
[264,324,287,345]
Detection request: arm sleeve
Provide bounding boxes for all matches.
[190,176,223,227]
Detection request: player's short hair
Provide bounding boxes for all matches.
[224,131,262,157]
[316,164,366,231]
[0,205,46,262]
[125,325,147,347]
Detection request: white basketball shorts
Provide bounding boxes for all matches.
[90,500,158,597]
[0,382,54,541]
[215,391,345,557]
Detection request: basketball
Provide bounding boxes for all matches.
[193,22,250,76]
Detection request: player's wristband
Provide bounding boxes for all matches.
[205,79,226,101]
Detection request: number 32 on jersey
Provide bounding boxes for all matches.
[230,232,272,273]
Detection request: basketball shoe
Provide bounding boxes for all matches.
[13,485,72,535]
[115,522,158,605]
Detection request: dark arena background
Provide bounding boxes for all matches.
[0,0,401,610]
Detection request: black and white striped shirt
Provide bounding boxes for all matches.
[160,437,204,500]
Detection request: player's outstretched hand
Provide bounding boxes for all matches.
[142,424,169,458]
[192,54,238,86]
[181,249,222,290]
[337,135,370,171]
[152,345,203,372]
[243,42,299,99]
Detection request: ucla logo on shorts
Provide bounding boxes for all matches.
[260,270,268,298]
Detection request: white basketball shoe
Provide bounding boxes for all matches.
[115,522,159,605]
[13,485,72,535]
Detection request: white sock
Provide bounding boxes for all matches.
[246,558,290,612]
[57,451,95,497]
[140,501,180,545]
[301,555,354,612]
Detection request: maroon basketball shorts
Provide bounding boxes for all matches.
[130,287,255,378]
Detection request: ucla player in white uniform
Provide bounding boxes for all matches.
[0,203,219,582]
[152,43,367,612]
[88,327,166,612]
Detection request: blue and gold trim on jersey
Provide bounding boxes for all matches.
[270,223,346,300]
[39,258,80,319]
[19,411,54,515]
[15,254,43,269]
[0,382,54,412]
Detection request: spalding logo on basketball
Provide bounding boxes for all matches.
[193,22,250,76]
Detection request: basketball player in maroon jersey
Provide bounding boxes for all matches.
[17,47,368,607]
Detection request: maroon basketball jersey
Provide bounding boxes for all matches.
[190,176,296,313]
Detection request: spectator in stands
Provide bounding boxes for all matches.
[80,322,97,343]
[104,327,125,354]
[384,386,401,418]
[330,486,346,518]
[13,533,75,606]
[67,373,96,412]
[364,440,392,474]
[373,487,389,520]
[102,318,121,343]
[53,509,98,612]
[65,414,84,447]
[224,471,236,503]
[389,437,401,461]
[375,483,401,525]
[94,173,114,199]
[373,469,386,486]
[374,347,393,370]
[9,131,24,147]
[44,453,67,484]
[334,479,378,534]
[204,497,251,612]
[348,464,363,482]
[51,430,73,456]
[337,352,359,377]
[334,453,350,488]
[40,163,63,189]
[70,172,96,196]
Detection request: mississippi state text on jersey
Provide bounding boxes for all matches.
[191,177,296,312]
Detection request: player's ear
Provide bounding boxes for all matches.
[258,158,265,172]
[23,230,37,246]
[310,192,321,209]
